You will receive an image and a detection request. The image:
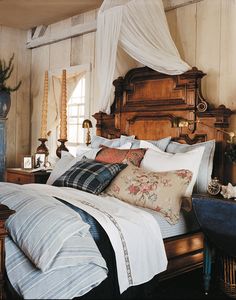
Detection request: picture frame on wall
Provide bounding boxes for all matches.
[34,153,46,168]
[22,155,33,170]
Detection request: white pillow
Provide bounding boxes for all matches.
[140,141,205,198]
[46,153,77,185]
[47,148,101,185]
[117,142,132,149]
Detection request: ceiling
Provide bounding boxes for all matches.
[0,0,103,30]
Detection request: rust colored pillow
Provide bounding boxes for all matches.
[95,146,146,167]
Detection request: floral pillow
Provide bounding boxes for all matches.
[104,164,193,225]
[95,146,146,167]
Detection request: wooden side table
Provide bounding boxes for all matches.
[192,193,236,298]
[5,168,50,185]
[0,204,15,300]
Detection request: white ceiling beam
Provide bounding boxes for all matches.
[26,20,97,49]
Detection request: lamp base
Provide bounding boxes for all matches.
[56,139,69,158]
[37,138,49,156]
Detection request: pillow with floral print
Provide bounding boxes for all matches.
[104,164,193,225]
[95,146,146,167]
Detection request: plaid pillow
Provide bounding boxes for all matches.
[53,159,127,195]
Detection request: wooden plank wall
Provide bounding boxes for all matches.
[0,26,31,168]
[30,10,97,155]
[166,0,236,181]
[166,0,236,116]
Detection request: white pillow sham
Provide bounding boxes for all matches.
[140,140,205,198]
[166,140,215,193]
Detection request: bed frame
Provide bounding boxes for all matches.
[93,66,233,280]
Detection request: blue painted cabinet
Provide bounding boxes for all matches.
[0,119,6,182]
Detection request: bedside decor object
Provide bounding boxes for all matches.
[22,156,33,170]
[207,177,221,196]
[172,117,235,144]
[82,119,92,146]
[34,153,46,168]
[0,54,21,118]
[56,69,69,158]
[37,71,49,156]
[221,183,236,199]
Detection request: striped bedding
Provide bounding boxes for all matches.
[0,183,108,299]
[13,183,168,294]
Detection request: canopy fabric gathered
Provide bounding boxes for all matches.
[95,0,190,114]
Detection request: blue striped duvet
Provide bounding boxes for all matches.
[0,183,107,299]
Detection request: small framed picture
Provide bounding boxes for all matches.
[22,155,33,170]
[34,153,46,168]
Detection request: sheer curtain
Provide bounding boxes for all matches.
[95,0,190,114]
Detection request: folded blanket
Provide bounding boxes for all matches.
[21,183,168,293]
[0,183,107,299]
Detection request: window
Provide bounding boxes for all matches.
[67,75,86,145]
[66,64,91,155]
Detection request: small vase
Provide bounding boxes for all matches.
[0,90,11,118]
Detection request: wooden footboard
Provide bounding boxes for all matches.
[159,231,204,281]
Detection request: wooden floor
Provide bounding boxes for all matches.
[154,267,231,300]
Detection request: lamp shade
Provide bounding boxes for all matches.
[82,119,92,128]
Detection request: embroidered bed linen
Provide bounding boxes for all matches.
[0,183,107,299]
[18,183,168,294]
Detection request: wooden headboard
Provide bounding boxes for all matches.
[93,66,232,183]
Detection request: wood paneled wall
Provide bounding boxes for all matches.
[0,26,31,168]
[166,0,236,120]
[166,0,236,181]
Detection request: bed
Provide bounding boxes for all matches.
[93,66,233,279]
[0,66,233,300]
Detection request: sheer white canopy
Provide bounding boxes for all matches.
[95,0,190,114]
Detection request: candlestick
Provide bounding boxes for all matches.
[60,69,67,140]
[40,71,48,139]
[56,139,69,158]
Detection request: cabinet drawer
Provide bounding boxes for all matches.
[6,172,34,184]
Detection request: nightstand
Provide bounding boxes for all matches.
[5,168,50,184]
[192,193,236,298]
